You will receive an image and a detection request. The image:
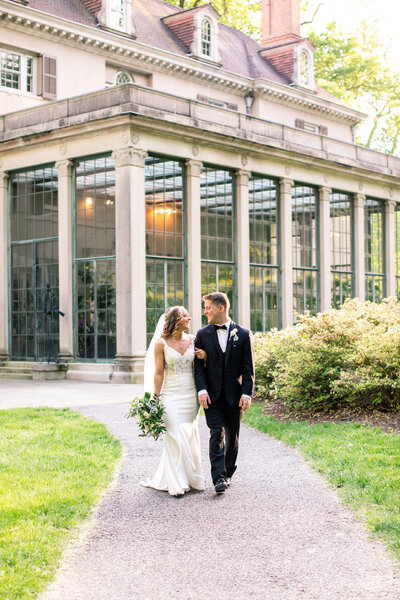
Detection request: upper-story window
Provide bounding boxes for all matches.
[0,49,36,94]
[109,0,125,30]
[201,18,212,57]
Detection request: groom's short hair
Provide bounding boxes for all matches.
[203,292,230,311]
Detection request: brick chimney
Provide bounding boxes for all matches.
[261,0,301,48]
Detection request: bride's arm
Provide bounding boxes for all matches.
[154,340,165,397]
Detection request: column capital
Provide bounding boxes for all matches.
[112,147,147,169]
[318,186,332,199]
[354,193,366,208]
[0,171,9,188]
[236,169,251,185]
[185,159,203,177]
[385,199,396,212]
[279,178,294,194]
[55,160,73,177]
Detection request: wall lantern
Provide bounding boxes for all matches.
[244,90,255,114]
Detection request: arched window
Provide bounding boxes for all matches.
[299,50,310,87]
[115,71,132,85]
[201,18,212,57]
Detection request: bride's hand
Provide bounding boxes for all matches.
[194,348,207,360]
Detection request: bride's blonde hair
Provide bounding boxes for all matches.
[162,306,187,339]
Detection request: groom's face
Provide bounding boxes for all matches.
[204,300,224,324]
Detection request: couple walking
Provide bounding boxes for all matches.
[141,292,255,496]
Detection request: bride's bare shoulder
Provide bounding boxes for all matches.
[155,337,166,349]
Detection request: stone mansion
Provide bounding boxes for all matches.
[0,0,399,381]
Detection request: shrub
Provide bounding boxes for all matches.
[254,297,400,412]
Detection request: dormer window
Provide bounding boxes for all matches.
[109,0,125,31]
[162,5,221,64]
[201,18,212,57]
[294,43,315,90]
[299,51,310,87]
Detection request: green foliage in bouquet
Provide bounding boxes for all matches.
[254,298,400,412]
[127,392,166,440]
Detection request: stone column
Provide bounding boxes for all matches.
[236,170,251,328]
[56,160,74,362]
[113,146,147,383]
[385,199,396,298]
[319,186,332,312]
[0,172,9,360]
[354,193,365,301]
[186,160,203,333]
[280,178,294,328]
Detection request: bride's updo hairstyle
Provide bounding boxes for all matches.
[162,306,187,339]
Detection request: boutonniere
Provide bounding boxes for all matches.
[229,328,238,342]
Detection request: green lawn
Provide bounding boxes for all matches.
[0,407,122,600]
[243,403,400,562]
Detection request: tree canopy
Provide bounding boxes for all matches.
[164,0,261,39]
[308,21,400,154]
[162,0,400,154]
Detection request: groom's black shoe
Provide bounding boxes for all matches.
[214,478,228,494]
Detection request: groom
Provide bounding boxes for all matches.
[194,292,254,494]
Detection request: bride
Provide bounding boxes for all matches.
[141,306,206,496]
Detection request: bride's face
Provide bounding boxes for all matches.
[179,311,191,331]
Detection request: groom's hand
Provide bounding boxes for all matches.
[239,396,252,411]
[199,393,211,410]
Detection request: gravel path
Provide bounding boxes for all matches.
[1,381,399,599]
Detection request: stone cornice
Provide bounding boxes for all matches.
[0,85,398,193]
[0,0,365,125]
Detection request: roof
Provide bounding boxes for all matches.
[21,0,288,85]
[21,0,331,94]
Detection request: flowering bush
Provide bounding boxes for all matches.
[254,298,400,412]
[127,392,166,440]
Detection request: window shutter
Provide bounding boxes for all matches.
[295,119,305,129]
[319,126,328,136]
[42,55,57,100]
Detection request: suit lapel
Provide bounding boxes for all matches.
[209,324,224,358]
[224,321,235,365]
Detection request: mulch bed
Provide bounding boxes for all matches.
[257,397,400,435]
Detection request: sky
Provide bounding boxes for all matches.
[303,0,400,69]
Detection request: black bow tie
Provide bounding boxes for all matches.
[214,324,227,331]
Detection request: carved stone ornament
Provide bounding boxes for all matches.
[241,155,248,167]
[285,166,291,176]
[358,181,364,191]
[192,144,199,157]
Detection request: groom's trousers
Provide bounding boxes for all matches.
[204,393,242,484]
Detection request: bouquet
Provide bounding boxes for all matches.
[127,392,166,440]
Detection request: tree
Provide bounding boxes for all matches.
[307,20,400,153]
[164,0,261,40]
[162,0,400,154]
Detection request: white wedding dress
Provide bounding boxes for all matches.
[141,337,205,496]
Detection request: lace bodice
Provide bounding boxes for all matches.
[161,338,195,376]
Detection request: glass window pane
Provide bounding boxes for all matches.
[75,157,116,259]
[249,176,279,331]
[200,166,235,320]
[364,198,384,302]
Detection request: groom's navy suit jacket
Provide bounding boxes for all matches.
[194,322,255,407]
